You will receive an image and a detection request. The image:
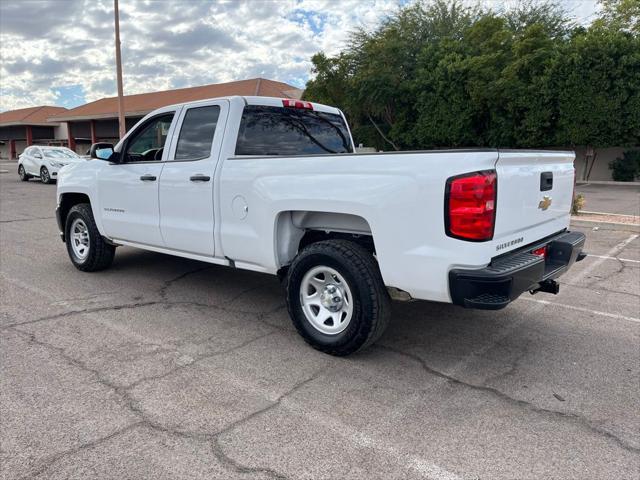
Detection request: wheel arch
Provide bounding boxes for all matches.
[17,162,28,177]
[59,192,92,232]
[274,210,375,272]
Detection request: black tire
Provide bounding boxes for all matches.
[40,166,53,184]
[18,164,30,181]
[285,239,391,356]
[65,203,115,272]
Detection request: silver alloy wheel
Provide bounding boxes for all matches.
[300,265,354,335]
[18,165,25,178]
[70,218,90,260]
[41,168,49,183]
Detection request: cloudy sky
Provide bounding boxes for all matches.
[0,0,599,112]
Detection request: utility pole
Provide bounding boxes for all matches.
[114,0,126,139]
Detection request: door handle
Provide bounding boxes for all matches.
[190,174,211,182]
[540,171,553,191]
[139,174,157,181]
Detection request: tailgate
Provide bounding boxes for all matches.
[493,150,575,253]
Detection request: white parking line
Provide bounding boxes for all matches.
[521,297,640,324]
[282,398,464,480]
[573,234,639,283]
[585,254,640,264]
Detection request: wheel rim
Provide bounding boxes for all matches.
[41,168,49,182]
[19,166,24,178]
[70,218,90,260]
[300,265,354,335]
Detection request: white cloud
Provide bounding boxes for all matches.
[0,0,598,111]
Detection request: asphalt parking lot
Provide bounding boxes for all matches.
[1,169,639,480]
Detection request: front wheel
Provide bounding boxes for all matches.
[285,239,391,356]
[65,203,115,271]
[40,166,53,184]
[18,164,30,181]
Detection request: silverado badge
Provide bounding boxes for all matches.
[538,196,552,211]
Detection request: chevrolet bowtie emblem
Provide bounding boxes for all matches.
[538,196,552,211]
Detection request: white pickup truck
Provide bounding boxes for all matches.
[56,96,586,355]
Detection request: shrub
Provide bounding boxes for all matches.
[609,150,640,181]
[571,193,586,215]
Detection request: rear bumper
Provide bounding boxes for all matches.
[449,231,586,310]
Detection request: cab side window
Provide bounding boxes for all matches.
[33,148,42,159]
[124,113,174,162]
[173,106,220,161]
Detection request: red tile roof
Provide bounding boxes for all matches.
[0,106,68,126]
[50,78,302,122]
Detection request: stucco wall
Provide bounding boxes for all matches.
[574,146,638,181]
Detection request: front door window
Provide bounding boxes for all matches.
[124,113,174,162]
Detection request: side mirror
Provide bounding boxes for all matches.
[90,142,115,161]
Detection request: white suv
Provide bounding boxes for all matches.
[18,146,85,184]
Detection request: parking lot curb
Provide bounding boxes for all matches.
[571,218,640,233]
[576,180,640,186]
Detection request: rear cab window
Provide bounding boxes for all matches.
[235,105,353,156]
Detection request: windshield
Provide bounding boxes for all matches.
[43,149,79,159]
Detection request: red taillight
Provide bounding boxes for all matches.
[532,246,547,258]
[445,170,496,241]
[282,99,314,110]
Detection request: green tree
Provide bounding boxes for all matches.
[304,0,640,152]
[553,27,640,147]
[502,0,572,38]
[409,15,513,148]
[500,24,561,146]
[595,0,640,34]
[305,0,480,150]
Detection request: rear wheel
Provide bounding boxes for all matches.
[65,203,115,271]
[286,239,391,356]
[18,165,30,181]
[40,166,52,184]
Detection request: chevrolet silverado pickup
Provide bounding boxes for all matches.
[55,96,586,355]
